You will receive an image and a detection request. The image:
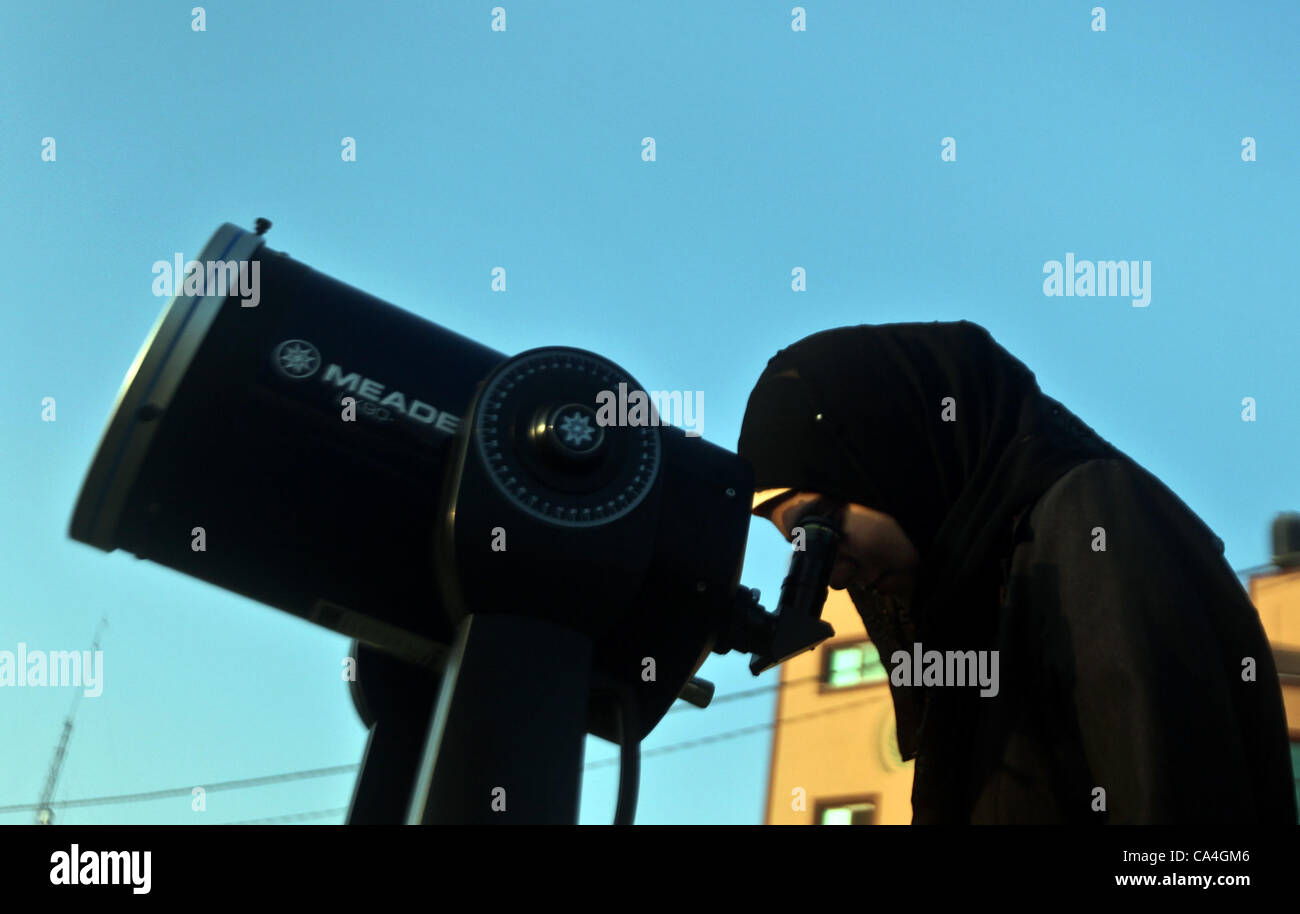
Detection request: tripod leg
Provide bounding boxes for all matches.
[346,642,441,824]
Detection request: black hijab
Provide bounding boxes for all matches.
[737,320,1125,813]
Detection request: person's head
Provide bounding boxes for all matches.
[738,320,1119,627]
[753,488,920,601]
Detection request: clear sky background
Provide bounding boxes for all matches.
[1,1,1296,825]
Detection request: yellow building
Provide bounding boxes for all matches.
[764,518,1300,825]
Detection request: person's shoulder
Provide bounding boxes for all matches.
[1026,456,1227,559]
[1037,457,1145,510]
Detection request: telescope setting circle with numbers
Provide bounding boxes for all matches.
[472,348,663,529]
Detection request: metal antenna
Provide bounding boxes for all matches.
[36,617,108,825]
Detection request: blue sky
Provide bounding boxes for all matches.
[1,1,1296,824]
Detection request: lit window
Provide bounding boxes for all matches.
[819,801,877,825]
[1291,740,1300,824]
[826,641,887,688]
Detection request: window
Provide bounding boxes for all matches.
[1291,740,1300,824]
[817,798,878,825]
[823,640,887,689]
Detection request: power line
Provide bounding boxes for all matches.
[0,672,865,815]
[586,693,883,769]
[1,670,836,815]
[217,807,350,826]
[218,695,880,823]
[0,764,359,815]
[664,673,822,712]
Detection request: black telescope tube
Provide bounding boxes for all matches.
[69,223,508,666]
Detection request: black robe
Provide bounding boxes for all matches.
[853,456,1297,823]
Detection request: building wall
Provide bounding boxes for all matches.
[1251,568,1300,736]
[1252,568,1300,649]
[764,588,914,824]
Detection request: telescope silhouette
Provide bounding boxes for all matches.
[69,221,841,824]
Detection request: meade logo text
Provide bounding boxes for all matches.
[271,340,462,434]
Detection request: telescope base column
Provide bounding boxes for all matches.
[408,612,592,824]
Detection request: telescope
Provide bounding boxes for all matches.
[69,220,843,824]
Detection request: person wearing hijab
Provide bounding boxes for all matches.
[738,320,1297,824]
